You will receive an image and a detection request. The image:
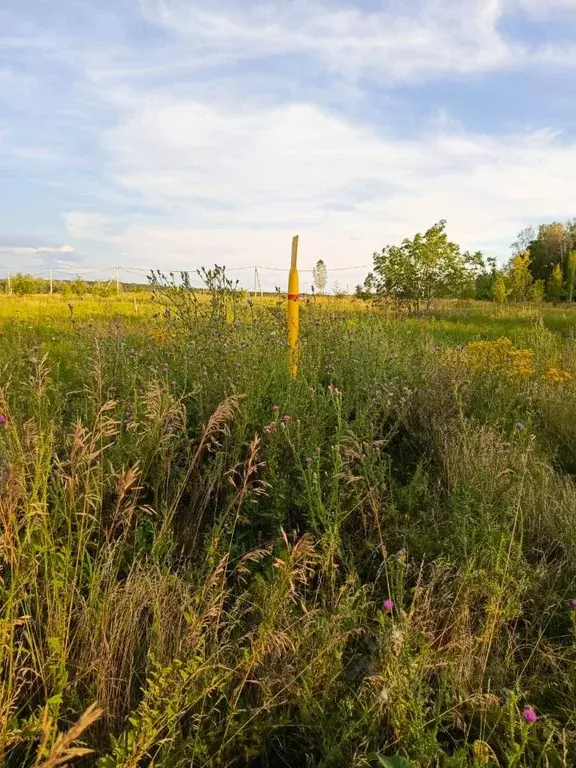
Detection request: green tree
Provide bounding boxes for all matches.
[355,273,375,300]
[547,264,564,304]
[371,220,483,311]
[567,250,576,302]
[491,274,508,304]
[475,256,498,300]
[507,252,533,301]
[11,273,44,295]
[511,225,536,255]
[70,276,88,296]
[528,279,545,302]
[527,221,574,282]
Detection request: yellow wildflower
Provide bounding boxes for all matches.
[544,365,572,383]
[462,338,534,379]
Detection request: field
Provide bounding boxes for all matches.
[3,290,576,767]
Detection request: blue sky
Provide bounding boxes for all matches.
[2,0,576,289]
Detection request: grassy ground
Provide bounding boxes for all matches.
[2,293,576,767]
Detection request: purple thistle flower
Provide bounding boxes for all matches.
[522,706,537,725]
[282,415,291,423]
[515,422,525,431]
[383,599,394,612]
[571,599,576,611]
[305,457,313,466]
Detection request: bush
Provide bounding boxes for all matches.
[11,272,45,295]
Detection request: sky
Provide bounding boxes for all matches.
[2,0,576,290]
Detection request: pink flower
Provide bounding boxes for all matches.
[571,599,576,611]
[305,457,313,466]
[0,414,6,425]
[396,549,407,563]
[272,405,280,413]
[282,415,291,423]
[383,599,394,612]
[522,707,537,725]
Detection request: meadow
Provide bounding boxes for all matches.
[2,289,576,766]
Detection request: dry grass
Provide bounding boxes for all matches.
[0,294,576,765]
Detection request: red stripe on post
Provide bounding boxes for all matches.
[288,293,299,301]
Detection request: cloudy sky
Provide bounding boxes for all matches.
[1,0,576,288]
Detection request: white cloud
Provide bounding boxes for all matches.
[514,0,576,15]
[7,0,576,287]
[64,212,116,240]
[0,244,74,255]
[136,0,516,82]
[61,97,576,279]
[131,0,576,85]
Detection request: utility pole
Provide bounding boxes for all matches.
[115,266,120,294]
[253,268,262,298]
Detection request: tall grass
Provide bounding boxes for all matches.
[1,294,576,766]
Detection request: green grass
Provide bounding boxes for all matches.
[2,293,576,767]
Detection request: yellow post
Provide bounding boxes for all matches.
[288,235,300,379]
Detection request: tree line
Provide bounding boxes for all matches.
[0,274,151,295]
[356,219,576,308]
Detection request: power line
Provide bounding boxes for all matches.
[0,261,373,294]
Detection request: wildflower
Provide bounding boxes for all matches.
[462,338,534,379]
[571,599,576,611]
[0,414,6,425]
[272,404,280,413]
[282,415,291,423]
[522,706,537,725]
[383,599,394,612]
[396,549,407,563]
[515,422,525,431]
[305,457,313,466]
[544,365,572,383]
[379,686,390,704]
